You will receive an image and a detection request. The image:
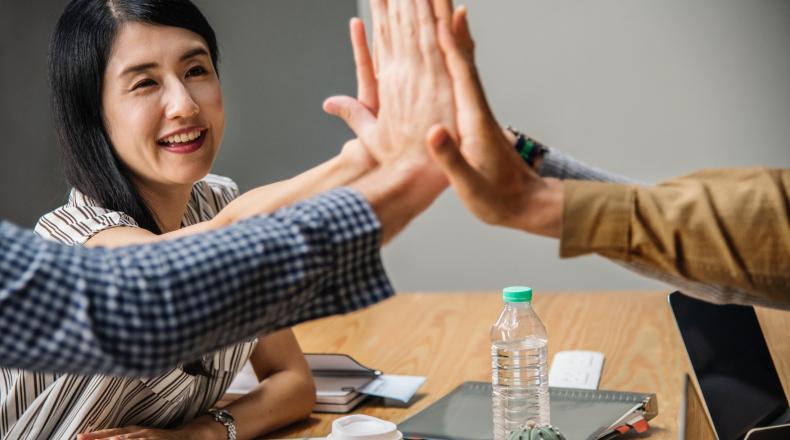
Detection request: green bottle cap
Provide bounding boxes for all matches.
[503,286,533,303]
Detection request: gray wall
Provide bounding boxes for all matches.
[362,0,790,292]
[0,1,68,226]
[193,0,358,190]
[3,1,789,293]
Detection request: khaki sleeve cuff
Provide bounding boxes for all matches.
[560,180,635,259]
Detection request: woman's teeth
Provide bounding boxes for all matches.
[160,130,203,145]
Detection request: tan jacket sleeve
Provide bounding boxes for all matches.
[560,167,790,308]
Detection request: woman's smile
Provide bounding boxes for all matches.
[156,127,207,154]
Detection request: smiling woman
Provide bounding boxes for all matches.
[0,0,386,439]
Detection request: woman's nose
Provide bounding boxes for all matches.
[164,81,199,119]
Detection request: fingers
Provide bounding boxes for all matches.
[431,0,454,22]
[350,18,378,112]
[452,5,475,57]
[370,0,391,67]
[426,124,486,196]
[77,427,131,439]
[323,95,377,141]
[399,0,420,57]
[415,0,441,70]
[436,5,494,127]
[387,0,402,56]
[78,428,157,440]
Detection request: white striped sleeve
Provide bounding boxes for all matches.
[33,192,139,245]
[203,173,240,206]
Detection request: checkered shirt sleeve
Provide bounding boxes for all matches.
[0,188,393,376]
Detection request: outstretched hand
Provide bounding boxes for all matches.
[324,0,456,169]
[425,5,564,237]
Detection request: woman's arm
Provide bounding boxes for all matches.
[86,139,375,248]
[211,140,374,229]
[177,329,315,439]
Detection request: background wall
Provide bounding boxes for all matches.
[0,1,68,226]
[2,1,789,293]
[193,0,358,191]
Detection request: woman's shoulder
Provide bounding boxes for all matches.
[200,174,240,200]
[34,188,138,245]
[188,174,240,218]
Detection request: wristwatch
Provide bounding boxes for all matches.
[208,408,237,440]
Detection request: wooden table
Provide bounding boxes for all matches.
[263,291,790,439]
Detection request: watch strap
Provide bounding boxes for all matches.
[208,408,237,440]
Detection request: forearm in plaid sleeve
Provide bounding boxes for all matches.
[0,188,393,376]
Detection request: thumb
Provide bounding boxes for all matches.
[323,95,377,140]
[426,125,485,193]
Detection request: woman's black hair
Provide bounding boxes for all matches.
[49,0,219,233]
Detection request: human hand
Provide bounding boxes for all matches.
[325,0,456,168]
[77,425,193,440]
[426,5,563,237]
[341,0,463,244]
[324,18,378,155]
[327,17,379,170]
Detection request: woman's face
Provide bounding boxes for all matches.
[102,22,224,189]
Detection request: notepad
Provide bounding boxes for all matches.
[225,354,425,414]
[398,381,657,440]
[308,354,426,412]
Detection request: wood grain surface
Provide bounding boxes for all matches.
[260,291,790,439]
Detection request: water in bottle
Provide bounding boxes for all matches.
[491,286,550,440]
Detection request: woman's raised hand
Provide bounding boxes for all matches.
[326,17,379,166]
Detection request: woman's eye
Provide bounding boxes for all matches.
[187,66,207,77]
[131,79,156,91]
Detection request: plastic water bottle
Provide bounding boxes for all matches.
[491,286,550,439]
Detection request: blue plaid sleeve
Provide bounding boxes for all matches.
[0,188,393,376]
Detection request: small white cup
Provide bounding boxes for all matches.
[327,415,403,440]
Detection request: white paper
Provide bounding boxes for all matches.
[548,350,604,390]
[226,361,257,395]
[359,374,426,403]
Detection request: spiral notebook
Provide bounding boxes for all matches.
[398,381,657,440]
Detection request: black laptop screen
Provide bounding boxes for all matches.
[669,292,788,440]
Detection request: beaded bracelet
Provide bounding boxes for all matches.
[507,125,546,167]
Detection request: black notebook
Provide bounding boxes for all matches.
[398,381,657,440]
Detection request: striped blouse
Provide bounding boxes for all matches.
[0,174,257,439]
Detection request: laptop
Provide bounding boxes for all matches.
[668,291,790,440]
